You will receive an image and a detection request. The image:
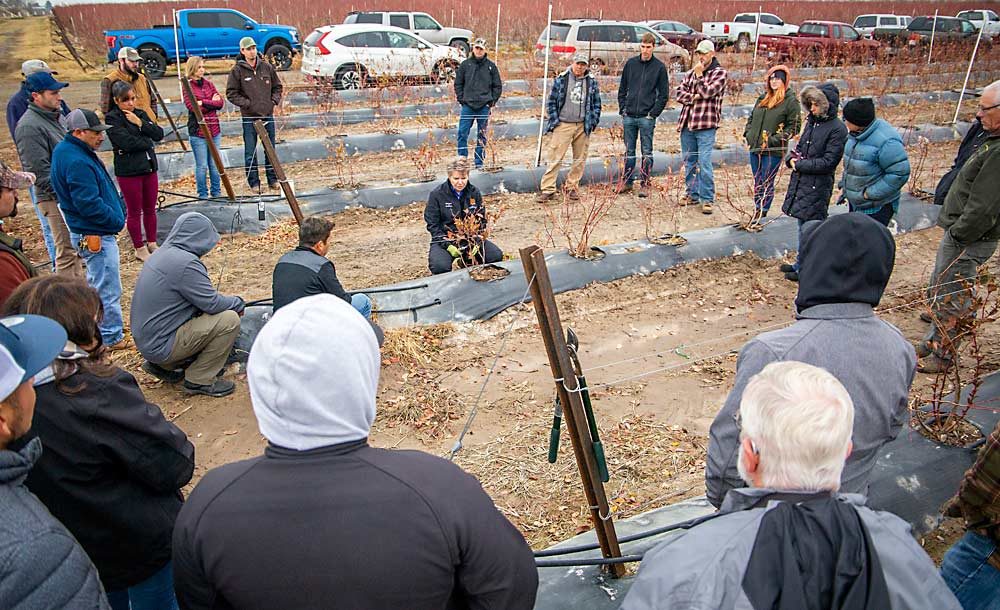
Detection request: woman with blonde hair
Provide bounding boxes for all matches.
[743,64,800,222]
[182,56,224,200]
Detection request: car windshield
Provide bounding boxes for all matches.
[799,23,827,36]
[538,23,571,42]
[854,16,876,28]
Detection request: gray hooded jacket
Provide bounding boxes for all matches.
[13,103,67,201]
[622,489,961,610]
[130,212,244,362]
[0,438,111,609]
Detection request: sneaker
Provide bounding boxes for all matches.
[917,354,954,374]
[106,336,133,351]
[536,191,556,203]
[919,311,933,323]
[701,203,714,215]
[183,378,236,397]
[564,188,580,201]
[779,263,795,273]
[142,361,184,384]
[913,342,932,358]
[637,184,650,198]
[784,271,799,282]
[614,182,633,195]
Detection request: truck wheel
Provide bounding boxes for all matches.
[139,50,167,79]
[265,44,293,71]
[335,64,367,90]
[450,39,470,57]
[735,34,751,53]
[433,60,458,84]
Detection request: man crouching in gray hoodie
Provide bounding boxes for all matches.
[130,212,245,397]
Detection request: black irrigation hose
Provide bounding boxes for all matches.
[535,554,645,567]
[532,512,719,558]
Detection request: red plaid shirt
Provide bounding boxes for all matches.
[675,60,727,132]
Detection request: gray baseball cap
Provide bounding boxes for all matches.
[118,46,140,61]
[572,52,589,65]
[63,108,110,132]
[21,59,56,76]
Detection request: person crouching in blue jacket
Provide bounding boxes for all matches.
[839,98,911,227]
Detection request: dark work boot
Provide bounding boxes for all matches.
[142,361,184,384]
[183,378,236,398]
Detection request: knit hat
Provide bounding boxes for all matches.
[248,294,381,451]
[843,98,876,128]
[770,69,787,84]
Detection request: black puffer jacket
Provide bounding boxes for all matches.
[423,180,486,247]
[105,106,164,177]
[781,83,848,222]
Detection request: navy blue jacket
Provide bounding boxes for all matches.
[50,134,126,236]
[5,83,70,140]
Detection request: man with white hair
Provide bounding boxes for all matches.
[171,294,537,609]
[623,361,960,610]
[917,79,1000,373]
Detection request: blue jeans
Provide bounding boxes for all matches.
[29,185,56,270]
[190,134,222,199]
[749,153,782,215]
[70,233,124,345]
[680,127,717,203]
[623,116,655,186]
[241,117,277,188]
[941,531,1000,610]
[107,562,179,610]
[351,293,372,319]
[457,105,490,167]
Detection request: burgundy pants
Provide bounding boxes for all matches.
[118,173,159,249]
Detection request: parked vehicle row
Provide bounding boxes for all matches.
[533,19,690,75]
[758,21,881,67]
[702,13,799,52]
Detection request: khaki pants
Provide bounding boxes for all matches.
[37,199,83,276]
[540,122,590,194]
[160,310,241,385]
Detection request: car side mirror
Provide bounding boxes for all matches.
[245,22,254,30]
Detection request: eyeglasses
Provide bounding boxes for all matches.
[980,102,1000,112]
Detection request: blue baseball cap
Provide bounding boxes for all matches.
[0,315,67,391]
[25,71,69,94]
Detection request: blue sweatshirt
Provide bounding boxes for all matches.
[50,134,125,236]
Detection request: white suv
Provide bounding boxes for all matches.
[852,14,911,38]
[301,24,463,89]
[344,11,473,55]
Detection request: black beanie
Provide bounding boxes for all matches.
[843,98,876,128]
[771,69,787,84]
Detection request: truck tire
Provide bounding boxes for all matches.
[335,64,367,90]
[139,50,167,79]
[265,44,293,71]
[735,33,751,53]
[450,39,470,57]
[432,60,458,84]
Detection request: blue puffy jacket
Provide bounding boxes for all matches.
[840,118,911,214]
[50,133,126,236]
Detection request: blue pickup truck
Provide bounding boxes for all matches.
[104,9,301,78]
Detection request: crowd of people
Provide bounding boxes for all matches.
[0,37,998,610]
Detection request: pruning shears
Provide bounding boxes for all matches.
[563,327,610,482]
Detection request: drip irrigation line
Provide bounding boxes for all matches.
[535,554,645,567]
[533,511,719,558]
[449,272,536,461]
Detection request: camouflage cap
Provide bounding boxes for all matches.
[0,161,35,190]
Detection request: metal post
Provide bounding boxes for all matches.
[494,3,501,59]
[173,9,185,101]
[180,76,236,202]
[535,2,553,167]
[145,72,187,152]
[929,9,938,65]
[751,5,762,74]
[520,245,626,578]
[953,23,985,124]
[253,119,304,225]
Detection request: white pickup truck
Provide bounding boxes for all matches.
[702,13,798,52]
[956,9,1000,38]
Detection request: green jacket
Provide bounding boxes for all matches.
[940,134,1000,244]
[743,89,801,156]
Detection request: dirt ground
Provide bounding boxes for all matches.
[3,17,995,561]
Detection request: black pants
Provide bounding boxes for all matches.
[850,202,894,226]
[428,240,503,275]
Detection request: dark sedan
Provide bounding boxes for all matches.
[644,20,709,52]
